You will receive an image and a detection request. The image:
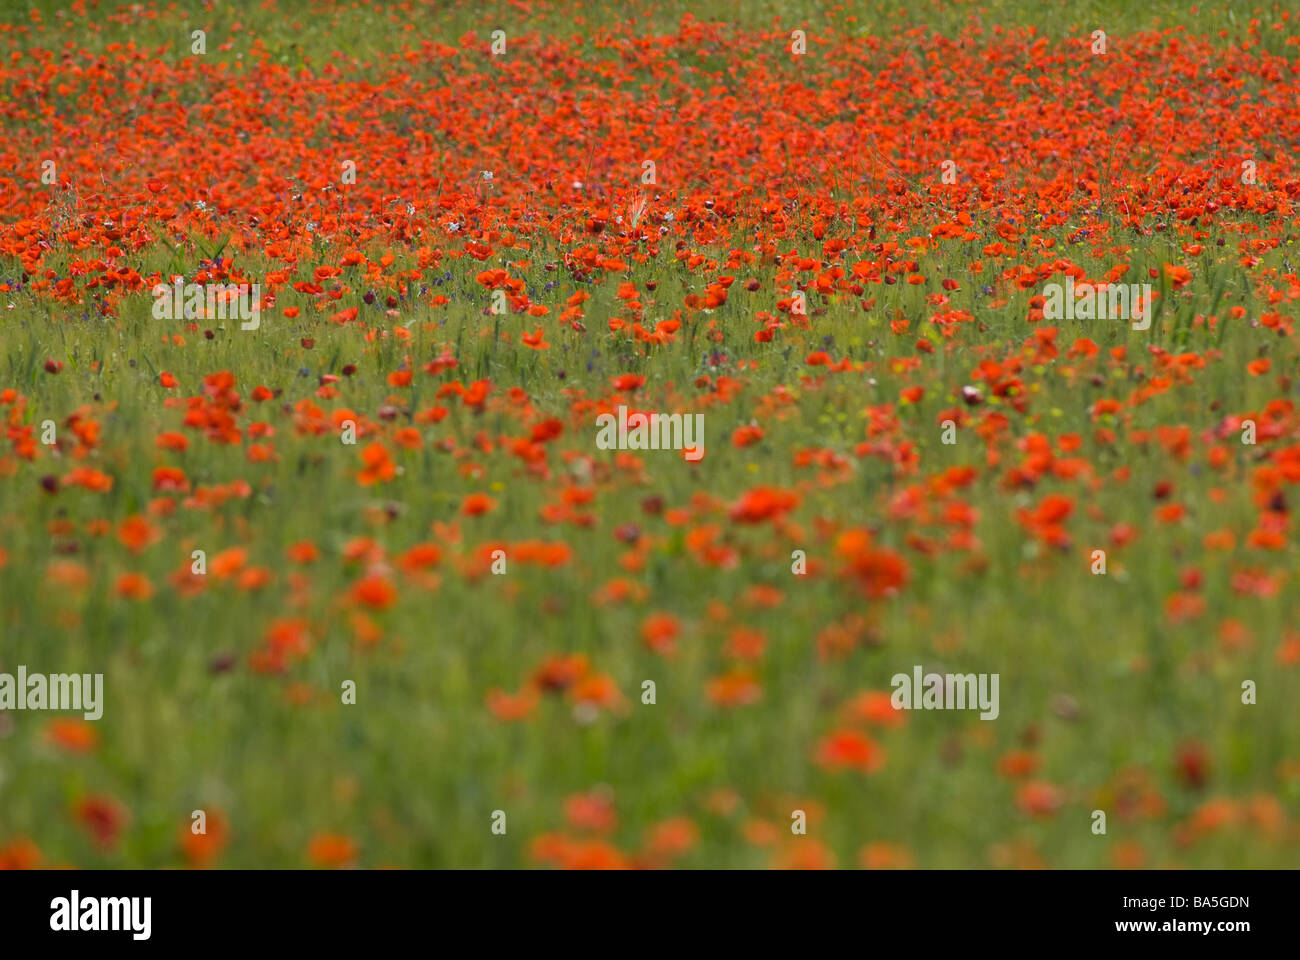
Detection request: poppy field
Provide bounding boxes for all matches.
[1,0,1299,870]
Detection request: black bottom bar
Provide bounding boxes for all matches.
[0,869,1275,947]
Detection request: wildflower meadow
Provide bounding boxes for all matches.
[0,0,1298,876]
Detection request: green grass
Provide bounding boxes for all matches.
[0,0,1297,869]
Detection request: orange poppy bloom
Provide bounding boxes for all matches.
[815,729,886,773]
[46,719,100,753]
[307,833,357,868]
[461,493,496,517]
